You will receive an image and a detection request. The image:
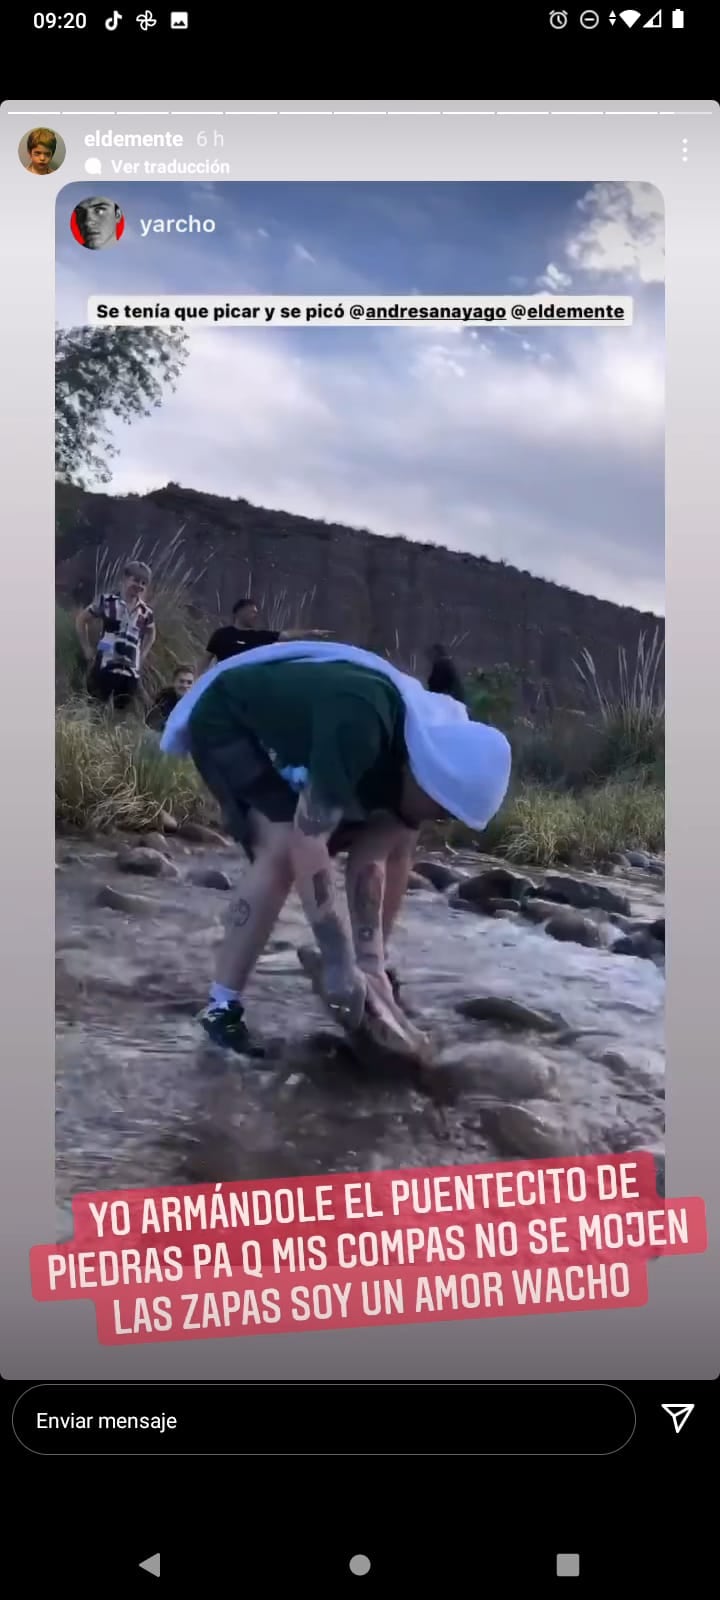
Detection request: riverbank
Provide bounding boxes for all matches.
[55,832,665,1219]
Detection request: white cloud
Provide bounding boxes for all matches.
[102,318,663,609]
[292,242,316,264]
[536,261,573,291]
[565,182,665,285]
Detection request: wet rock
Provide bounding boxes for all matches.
[456,995,566,1033]
[545,912,602,949]
[139,831,174,857]
[177,821,232,847]
[539,873,631,917]
[625,850,650,869]
[520,898,559,925]
[187,867,233,891]
[438,1042,557,1100]
[96,883,153,916]
[612,932,664,962]
[412,861,461,891]
[646,859,665,878]
[159,809,178,832]
[486,897,522,915]
[116,846,181,880]
[607,911,647,935]
[457,868,534,907]
[481,1104,575,1159]
[609,851,631,868]
[407,871,434,891]
[296,945,435,1080]
[648,917,665,944]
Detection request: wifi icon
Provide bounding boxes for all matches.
[619,8,641,22]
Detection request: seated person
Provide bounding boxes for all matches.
[145,665,195,731]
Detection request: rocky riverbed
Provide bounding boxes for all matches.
[55,831,665,1222]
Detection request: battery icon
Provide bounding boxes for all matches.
[671,8,684,24]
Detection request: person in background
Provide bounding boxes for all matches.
[160,640,511,1058]
[25,128,59,175]
[76,560,156,713]
[202,598,331,671]
[145,665,195,732]
[427,643,467,705]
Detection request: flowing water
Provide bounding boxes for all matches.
[55,838,664,1225]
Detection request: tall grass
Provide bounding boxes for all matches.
[438,779,664,868]
[574,630,665,773]
[56,704,217,832]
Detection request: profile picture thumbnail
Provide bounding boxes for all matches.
[70,197,125,251]
[19,127,66,176]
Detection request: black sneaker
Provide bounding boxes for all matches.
[198,1002,266,1059]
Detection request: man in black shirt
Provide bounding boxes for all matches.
[203,597,330,671]
[427,643,467,705]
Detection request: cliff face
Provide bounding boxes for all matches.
[55,482,663,708]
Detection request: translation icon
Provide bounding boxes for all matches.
[661,1403,695,1435]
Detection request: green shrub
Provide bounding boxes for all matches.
[56,705,218,833]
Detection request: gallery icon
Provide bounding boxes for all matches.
[170,10,189,23]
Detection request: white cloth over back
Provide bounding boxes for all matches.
[160,640,511,831]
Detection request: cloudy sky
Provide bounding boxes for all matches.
[56,180,665,613]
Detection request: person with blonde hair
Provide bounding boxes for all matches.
[25,128,58,175]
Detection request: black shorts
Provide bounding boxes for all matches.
[87,663,138,710]
[188,724,363,863]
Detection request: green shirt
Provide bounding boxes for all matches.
[189,659,407,819]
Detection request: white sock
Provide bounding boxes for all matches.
[209,982,243,1010]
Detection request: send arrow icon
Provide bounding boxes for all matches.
[139,1553,160,1577]
[661,1404,695,1435]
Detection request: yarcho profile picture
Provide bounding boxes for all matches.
[70,197,125,250]
[19,127,66,175]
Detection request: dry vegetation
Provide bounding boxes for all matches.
[56,543,664,866]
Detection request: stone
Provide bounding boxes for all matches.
[520,898,559,925]
[625,850,650,869]
[96,883,153,916]
[457,868,534,906]
[407,871,434,891]
[158,809,178,832]
[486,897,522,915]
[646,859,665,877]
[539,873,631,917]
[139,831,174,857]
[296,945,434,1078]
[455,995,566,1032]
[481,1104,575,1159]
[116,846,180,880]
[438,1042,556,1100]
[187,867,233,891]
[545,912,602,949]
[177,821,232,847]
[648,917,665,944]
[609,851,630,868]
[612,932,664,962]
[412,861,461,891]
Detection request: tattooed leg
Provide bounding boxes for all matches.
[290,785,366,1027]
[215,812,294,992]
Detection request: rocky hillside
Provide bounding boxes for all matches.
[55,482,663,708]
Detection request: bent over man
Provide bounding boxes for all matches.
[161,641,511,1059]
